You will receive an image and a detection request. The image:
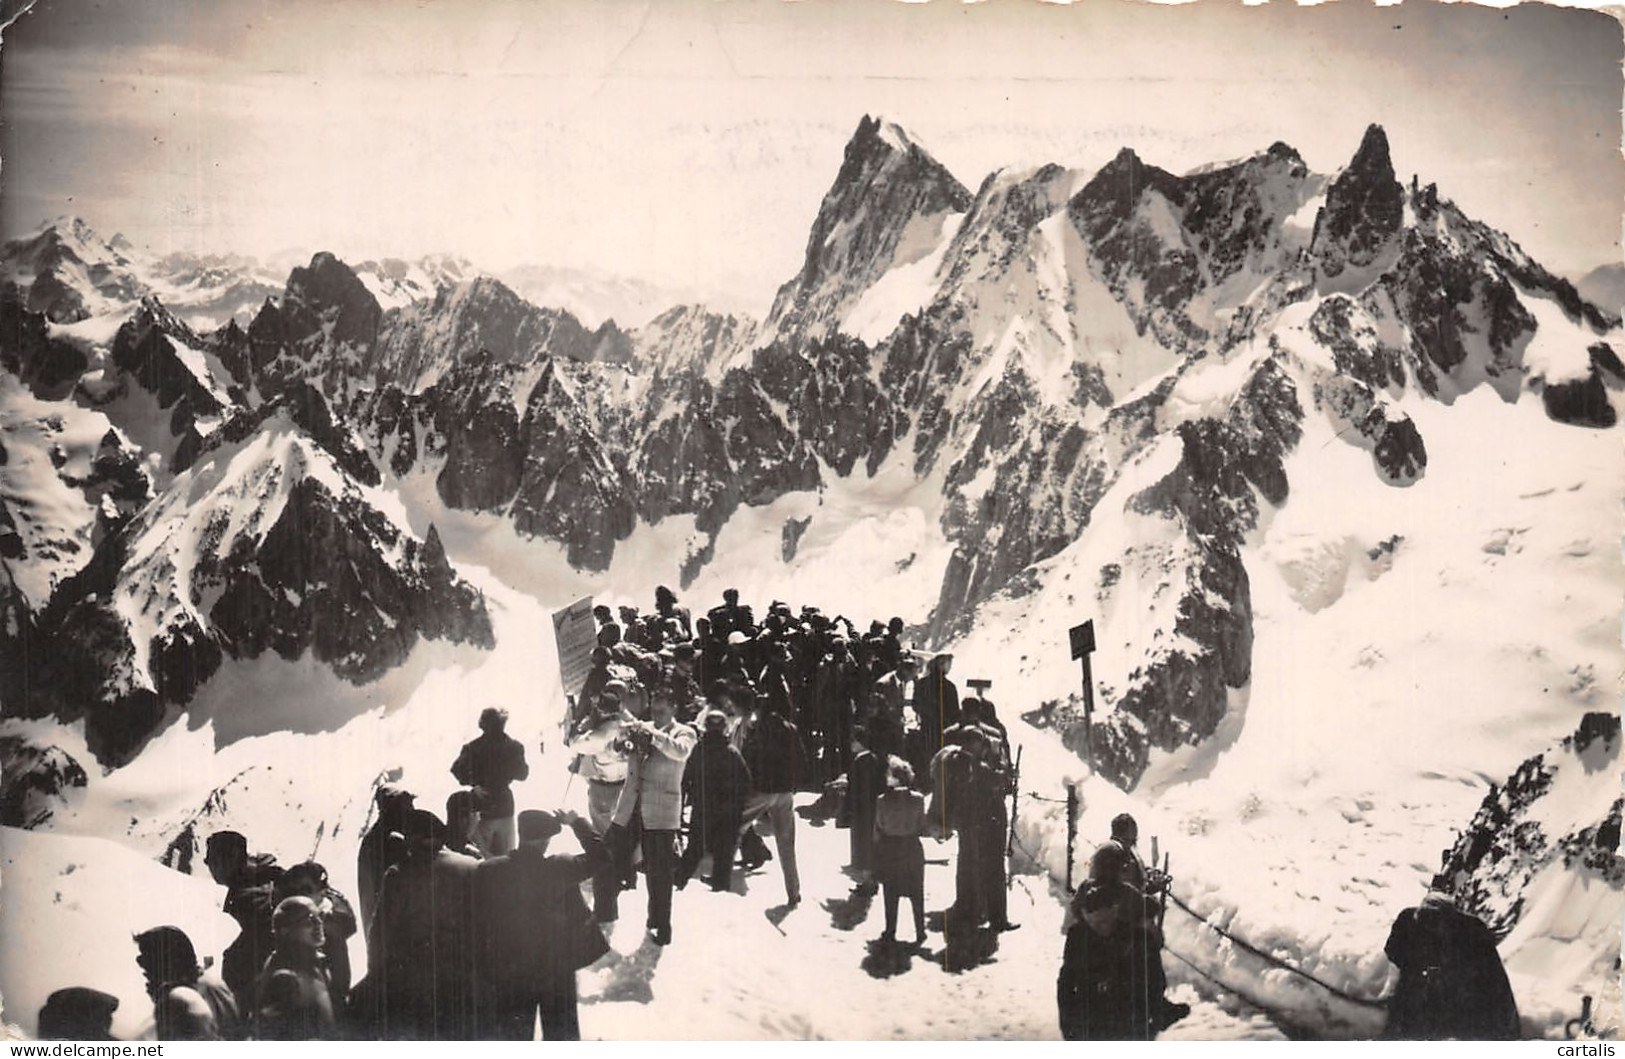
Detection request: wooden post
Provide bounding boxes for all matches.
[1069,620,1097,774]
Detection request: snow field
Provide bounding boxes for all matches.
[0,374,114,607]
[0,826,240,1041]
[951,372,1623,1037]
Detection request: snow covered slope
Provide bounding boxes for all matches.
[0,825,239,1041]
[11,402,494,765]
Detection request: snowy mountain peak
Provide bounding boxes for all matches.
[281,252,384,352]
[366,273,638,392]
[1184,141,1307,180]
[761,115,973,343]
[16,404,493,764]
[1,216,145,324]
[132,294,200,342]
[2,218,287,331]
[1265,140,1304,165]
[874,117,914,152]
[1312,125,1405,279]
[1073,147,1186,216]
[854,113,923,158]
[291,251,365,295]
[1348,123,1395,180]
[445,274,528,312]
[633,303,757,379]
[31,216,108,251]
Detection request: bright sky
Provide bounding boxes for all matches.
[2,0,1620,315]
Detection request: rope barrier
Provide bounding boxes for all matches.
[1162,940,1249,997]
[1163,890,1386,1011]
[1009,829,1044,868]
[1051,816,1386,1016]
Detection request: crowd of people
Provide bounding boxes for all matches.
[562,587,1024,957]
[32,584,1524,1042]
[39,588,1027,1041]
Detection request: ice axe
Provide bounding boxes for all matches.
[1151,835,1170,930]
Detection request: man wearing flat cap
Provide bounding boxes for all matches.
[38,987,120,1041]
[475,809,609,1039]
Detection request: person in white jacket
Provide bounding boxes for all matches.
[611,690,696,945]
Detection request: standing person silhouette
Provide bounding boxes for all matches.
[610,691,696,945]
[452,707,530,857]
[1383,879,1520,1040]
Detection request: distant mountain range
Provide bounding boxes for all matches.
[0,219,707,334]
[2,115,1620,796]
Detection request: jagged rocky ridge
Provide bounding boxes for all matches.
[11,398,494,765]
[0,736,88,827]
[1438,711,1622,944]
[762,115,974,344]
[1,118,1620,788]
[0,285,498,764]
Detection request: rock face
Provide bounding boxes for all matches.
[370,276,628,390]
[284,252,383,353]
[1542,370,1617,428]
[1069,149,1207,346]
[1313,125,1405,279]
[0,737,88,827]
[1068,143,1318,352]
[1438,712,1623,940]
[1308,295,1405,392]
[762,115,973,343]
[1080,360,1299,788]
[632,304,756,379]
[110,298,242,461]
[259,252,385,396]
[507,362,639,570]
[0,286,90,400]
[14,410,493,765]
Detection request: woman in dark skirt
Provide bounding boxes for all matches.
[872,757,928,945]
